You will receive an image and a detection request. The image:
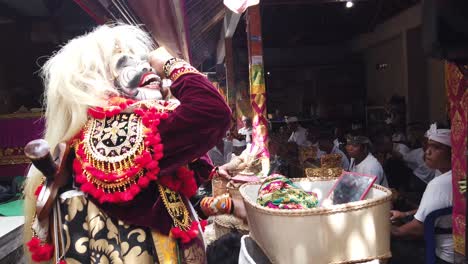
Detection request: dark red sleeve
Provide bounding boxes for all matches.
[158,73,231,176]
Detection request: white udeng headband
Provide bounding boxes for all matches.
[426,123,451,147]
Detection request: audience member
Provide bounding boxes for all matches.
[317,131,350,169]
[233,116,253,155]
[346,134,389,187]
[286,116,308,147]
[391,124,453,264]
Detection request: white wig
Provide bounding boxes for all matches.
[24,24,154,247]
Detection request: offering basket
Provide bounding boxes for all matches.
[239,178,392,264]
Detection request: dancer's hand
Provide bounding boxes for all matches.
[148,47,174,76]
[390,210,405,221]
[217,166,232,180]
[232,198,247,222]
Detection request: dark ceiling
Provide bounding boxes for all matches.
[231,0,421,48]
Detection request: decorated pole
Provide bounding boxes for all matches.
[225,37,237,123]
[246,5,269,176]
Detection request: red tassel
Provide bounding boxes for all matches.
[59,260,67,264]
[27,237,54,262]
[34,185,43,197]
[200,219,208,232]
[170,221,203,244]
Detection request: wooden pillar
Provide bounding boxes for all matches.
[225,37,236,118]
[246,4,269,174]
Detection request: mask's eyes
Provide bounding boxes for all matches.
[116,55,138,69]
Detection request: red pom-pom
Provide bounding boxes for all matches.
[129,184,141,196]
[152,152,163,161]
[159,175,182,192]
[137,176,150,188]
[177,168,198,198]
[27,237,54,262]
[153,144,164,153]
[135,151,152,166]
[59,260,67,264]
[170,221,203,244]
[26,237,41,251]
[88,107,106,119]
[145,161,159,170]
[170,227,191,244]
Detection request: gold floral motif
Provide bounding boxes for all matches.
[453,159,465,193]
[454,234,466,255]
[83,113,144,164]
[60,195,157,263]
[170,67,203,82]
[131,99,180,113]
[158,184,191,231]
[445,63,463,97]
[152,231,179,264]
[123,243,153,263]
[455,215,466,234]
[65,195,85,221]
[305,167,343,178]
[321,154,342,168]
[0,147,30,165]
[451,110,464,143]
[461,90,468,120]
[182,243,206,264]
[75,237,89,254]
[299,146,318,164]
[84,169,144,193]
[89,239,123,264]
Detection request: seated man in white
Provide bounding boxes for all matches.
[403,139,438,184]
[286,116,308,147]
[318,130,350,169]
[232,116,253,155]
[391,124,453,263]
[346,135,389,187]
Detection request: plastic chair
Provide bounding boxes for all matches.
[423,206,452,264]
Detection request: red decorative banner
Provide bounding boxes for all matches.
[445,63,467,258]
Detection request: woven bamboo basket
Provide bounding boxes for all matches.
[213,214,250,238]
[212,176,229,197]
[239,178,392,264]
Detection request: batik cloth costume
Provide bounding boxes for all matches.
[24,24,231,264]
[256,175,318,209]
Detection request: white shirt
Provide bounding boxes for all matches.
[349,153,389,187]
[207,146,225,166]
[288,126,308,146]
[392,132,406,142]
[393,143,410,156]
[333,138,340,148]
[414,171,453,263]
[233,127,253,147]
[403,148,436,183]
